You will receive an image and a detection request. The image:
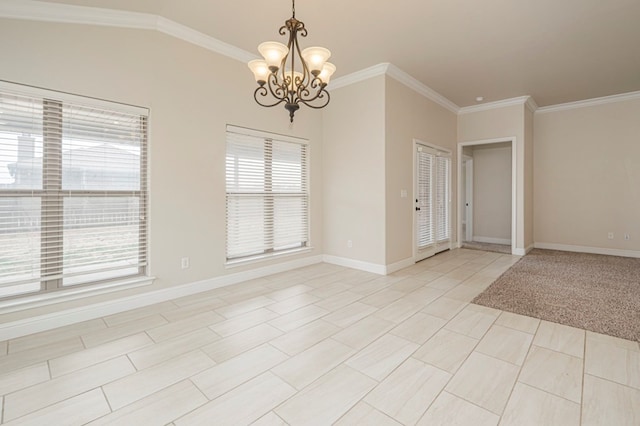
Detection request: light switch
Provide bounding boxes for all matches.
[400,189,407,198]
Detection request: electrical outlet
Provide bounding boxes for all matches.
[347,240,353,248]
[624,234,631,240]
[181,257,190,269]
[608,232,614,239]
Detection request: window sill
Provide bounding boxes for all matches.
[0,276,155,315]
[225,247,314,269]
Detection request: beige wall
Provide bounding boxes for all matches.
[524,106,535,248]
[322,75,457,268]
[471,143,512,242]
[384,77,458,264]
[534,99,640,252]
[458,104,526,251]
[0,19,324,321]
[322,76,386,265]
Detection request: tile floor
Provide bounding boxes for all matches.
[0,249,639,425]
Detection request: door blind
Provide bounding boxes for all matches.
[226,128,309,261]
[0,84,148,298]
[416,149,433,249]
[436,154,451,242]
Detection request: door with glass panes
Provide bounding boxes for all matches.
[415,143,451,261]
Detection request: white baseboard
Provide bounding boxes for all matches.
[534,242,640,258]
[511,245,533,256]
[0,276,154,315]
[386,257,416,274]
[322,255,386,275]
[322,255,415,275]
[473,236,512,245]
[0,255,323,341]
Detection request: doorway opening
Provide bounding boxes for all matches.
[458,138,517,255]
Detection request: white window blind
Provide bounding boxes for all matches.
[226,127,309,261]
[0,83,148,298]
[416,149,433,250]
[436,155,451,242]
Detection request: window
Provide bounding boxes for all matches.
[0,82,148,299]
[225,126,309,262]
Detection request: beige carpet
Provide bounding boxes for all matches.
[472,249,640,342]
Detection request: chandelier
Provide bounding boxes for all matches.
[248,0,336,123]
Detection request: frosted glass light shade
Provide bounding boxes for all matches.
[258,42,289,71]
[318,62,336,85]
[301,47,331,75]
[248,60,270,84]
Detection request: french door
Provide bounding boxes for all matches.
[415,143,451,261]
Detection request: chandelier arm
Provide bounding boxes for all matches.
[266,71,287,100]
[253,86,287,108]
[297,85,310,100]
[254,73,289,108]
[297,89,331,109]
[296,76,325,102]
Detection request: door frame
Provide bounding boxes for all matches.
[413,139,452,263]
[457,137,517,255]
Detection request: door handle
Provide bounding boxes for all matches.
[416,207,421,211]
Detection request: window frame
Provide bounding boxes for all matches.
[225,125,311,266]
[0,81,150,302]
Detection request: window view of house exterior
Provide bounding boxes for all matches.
[0,85,148,298]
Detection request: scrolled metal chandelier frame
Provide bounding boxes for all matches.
[248,0,336,123]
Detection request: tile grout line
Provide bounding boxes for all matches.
[517,379,582,407]
[583,372,640,392]
[580,329,587,425]
[497,314,542,420]
[99,385,114,415]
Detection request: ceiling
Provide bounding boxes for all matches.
[38,0,640,108]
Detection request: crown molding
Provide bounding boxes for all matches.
[0,0,156,29]
[536,90,640,114]
[385,64,460,114]
[329,63,391,90]
[331,63,460,114]
[458,96,533,115]
[0,0,256,63]
[154,16,255,63]
[525,96,538,113]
